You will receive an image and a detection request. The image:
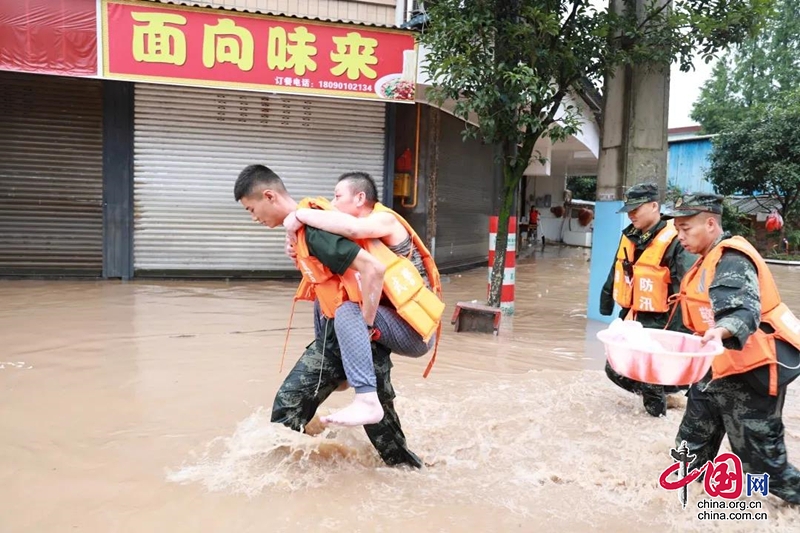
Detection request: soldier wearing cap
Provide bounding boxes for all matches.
[665,192,800,504]
[600,183,697,417]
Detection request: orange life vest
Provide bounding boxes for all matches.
[680,236,800,395]
[288,197,445,377]
[612,221,677,314]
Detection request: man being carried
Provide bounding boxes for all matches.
[233,164,423,467]
[284,171,440,360]
[283,172,444,426]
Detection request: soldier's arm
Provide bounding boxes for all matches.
[599,240,620,316]
[662,239,693,331]
[304,227,385,326]
[296,209,397,240]
[349,247,386,327]
[305,227,361,275]
[709,249,761,351]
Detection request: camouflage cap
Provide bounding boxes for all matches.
[662,193,724,219]
[616,183,659,213]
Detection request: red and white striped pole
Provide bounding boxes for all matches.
[488,216,516,314]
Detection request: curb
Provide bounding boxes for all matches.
[764,259,800,266]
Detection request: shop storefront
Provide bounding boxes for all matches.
[102,0,415,275]
[0,0,417,278]
[0,0,102,276]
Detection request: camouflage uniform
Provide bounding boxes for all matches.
[600,183,697,417]
[665,194,800,504]
[271,301,423,469]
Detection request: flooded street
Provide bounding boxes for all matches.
[1,246,799,532]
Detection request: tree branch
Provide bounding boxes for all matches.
[786,188,800,218]
[561,0,583,37]
[543,89,567,125]
[752,194,775,213]
[636,0,673,32]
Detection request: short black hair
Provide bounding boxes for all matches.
[699,211,724,225]
[337,171,378,205]
[234,164,285,201]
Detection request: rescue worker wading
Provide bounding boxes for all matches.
[286,187,444,427]
[665,193,800,504]
[600,183,697,417]
[234,164,424,468]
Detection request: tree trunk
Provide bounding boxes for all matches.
[486,0,518,309]
[487,165,520,307]
[781,207,787,243]
[487,134,539,308]
[779,192,795,243]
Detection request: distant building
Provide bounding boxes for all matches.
[667,126,716,194]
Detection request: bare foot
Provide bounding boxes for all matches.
[335,381,350,392]
[666,394,687,410]
[320,391,384,426]
[304,415,326,436]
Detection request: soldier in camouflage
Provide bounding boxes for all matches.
[271,301,423,468]
[234,164,423,469]
[665,193,800,504]
[600,183,697,416]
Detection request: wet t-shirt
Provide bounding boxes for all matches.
[305,227,360,274]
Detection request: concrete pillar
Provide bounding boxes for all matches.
[587,0,670,323]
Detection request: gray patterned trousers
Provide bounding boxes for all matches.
[334,301,435,394]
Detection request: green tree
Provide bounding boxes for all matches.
[721,200,755,239]
[690,59,742,134]
[705,93,800,236]
[668,183,754,238]
[567,176,597,201]
[691,0,800,133]
[419,0,769,308]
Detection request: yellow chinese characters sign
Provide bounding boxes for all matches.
[102,0,418,101]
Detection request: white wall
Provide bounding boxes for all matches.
[524,175,595,246]
[562,208,594,247]
[524,174,565,242]
[524,174,566,210]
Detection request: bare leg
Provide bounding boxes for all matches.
[320,302,384,426]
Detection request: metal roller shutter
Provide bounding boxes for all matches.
[435,111,495,269]
[0,72,104,276]
[133,84,386,273]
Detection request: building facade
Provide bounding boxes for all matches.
[0,0,602,278]
[0,0,410,277]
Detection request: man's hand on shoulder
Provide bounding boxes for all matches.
[283,211,303,232]
[285,234,297,261]
[284,211,304,245]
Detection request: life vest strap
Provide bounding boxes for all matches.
[280,297,299,373]
[664,293,682,330]
[423,322,442,378]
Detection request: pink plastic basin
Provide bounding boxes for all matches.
[597,328,724,386]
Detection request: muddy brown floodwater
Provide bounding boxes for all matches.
[1,246,798,532]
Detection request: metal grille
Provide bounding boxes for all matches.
[0,72,104,276]
[133,83,386,272]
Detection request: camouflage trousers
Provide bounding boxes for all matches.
[676,371,800,504]
[605,361,686,417]
[271,308,423,469]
